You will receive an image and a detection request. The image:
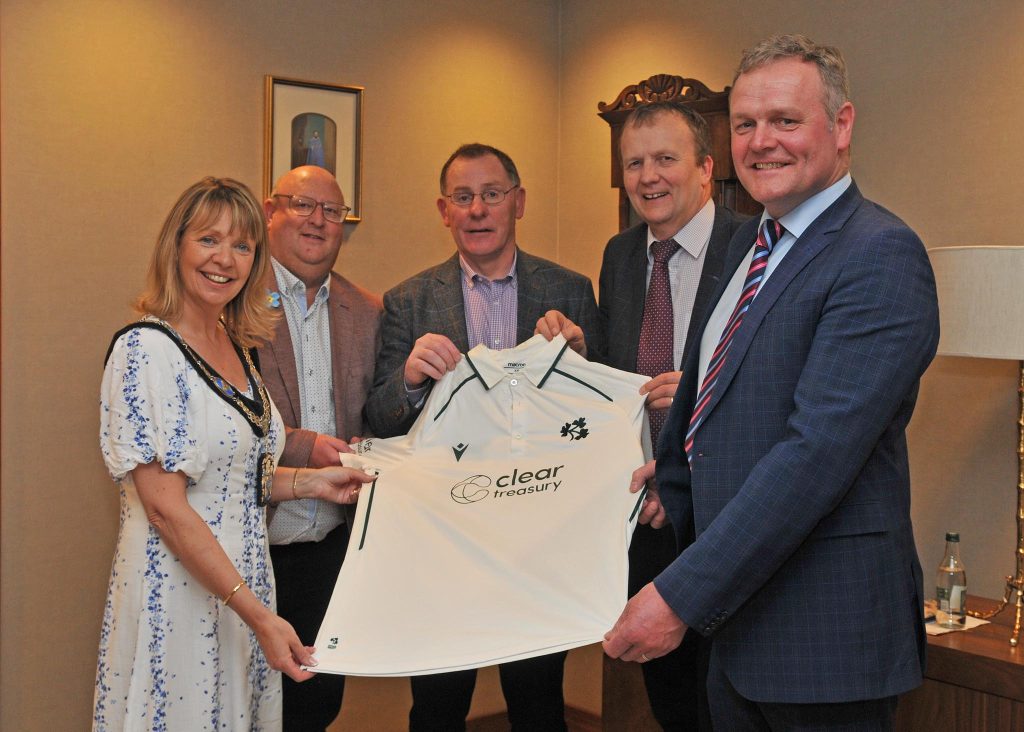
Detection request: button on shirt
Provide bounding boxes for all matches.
[646,199,715,370]
[267,258,343,544]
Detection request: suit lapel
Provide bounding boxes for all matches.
[327,273,352,438]
[682,208,733,366]
[624,227,649,371]
[434,254,471,352]
[266,272,303,425]
[515,251,541,344]
[701,185,864,422]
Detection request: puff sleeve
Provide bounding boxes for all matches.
[100,327,209,482]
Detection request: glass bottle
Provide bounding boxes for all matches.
[935,531,967,628]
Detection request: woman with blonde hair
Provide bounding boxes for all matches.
[94,176,372,730]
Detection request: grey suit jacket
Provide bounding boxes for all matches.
[257,270,383,469]
[596,205,748,373]
[365,249,601,437]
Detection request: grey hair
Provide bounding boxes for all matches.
[734,34,849,124]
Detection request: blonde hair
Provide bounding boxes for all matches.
[136,176,277,348]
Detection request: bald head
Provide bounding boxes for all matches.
[272,165,344,204]
[264,166,346,289]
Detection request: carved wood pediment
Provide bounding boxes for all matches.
[598,74,726,113]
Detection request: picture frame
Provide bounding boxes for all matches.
[263,75,364,222]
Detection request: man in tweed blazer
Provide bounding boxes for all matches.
[258,165,382,731]
[365,144,598,731]
[604,36,939,729]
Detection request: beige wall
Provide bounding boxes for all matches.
[3,0,1023,729]
[1,1,566,729]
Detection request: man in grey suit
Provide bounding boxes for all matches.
[365,143,599,731]
[258,165,382,731]
[605,35,938,730]
[597,102,746,731]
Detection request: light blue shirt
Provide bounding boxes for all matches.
[697,175,852,388]
[268,257,343,544]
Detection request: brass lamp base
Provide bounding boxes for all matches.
[966,360,1024,647]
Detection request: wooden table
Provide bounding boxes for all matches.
[895,596,1024,731]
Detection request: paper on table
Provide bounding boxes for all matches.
[925,614,990,635]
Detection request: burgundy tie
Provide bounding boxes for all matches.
[636,238,680,441]
[685,219,784,465]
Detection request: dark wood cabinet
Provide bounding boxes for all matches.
[895,597,1024,731]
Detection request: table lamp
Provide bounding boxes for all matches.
[929,245,1024,647]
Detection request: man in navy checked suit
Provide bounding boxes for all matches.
[604,35,939,730]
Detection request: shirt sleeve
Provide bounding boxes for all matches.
[99,327,208,482]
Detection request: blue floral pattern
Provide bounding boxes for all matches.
[95,325,284,731]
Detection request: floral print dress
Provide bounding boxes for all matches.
[94,324,284,731]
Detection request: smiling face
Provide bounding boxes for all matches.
[437,153,525,279]
[177,207,255,317]
[620,112,713,240]
[730,57,854,218]
[265,165,345,287]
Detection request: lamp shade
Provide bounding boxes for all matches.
[928,245,1024,360]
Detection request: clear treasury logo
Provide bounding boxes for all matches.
[450,464,565,504]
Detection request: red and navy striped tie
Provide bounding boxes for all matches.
[685,219,784,465]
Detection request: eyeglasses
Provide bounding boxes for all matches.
[272,194,351,223]
[444,185,519,207]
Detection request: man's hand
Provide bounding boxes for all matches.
[308,433,353,468]
[639,371,682,410]
[404,333,461,389]
[603,582,687,663]
[535,310,586,357]
[631,460,666,528]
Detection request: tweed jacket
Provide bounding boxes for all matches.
[258,270,383,468]
[365,249,601,437]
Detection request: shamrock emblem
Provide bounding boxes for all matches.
[560,417,589,441]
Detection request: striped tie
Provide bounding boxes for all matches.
[685,219,784,465]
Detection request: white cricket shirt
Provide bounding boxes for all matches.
[312,334,649,676]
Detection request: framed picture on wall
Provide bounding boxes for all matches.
[263,75,364,222]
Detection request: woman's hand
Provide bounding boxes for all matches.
[250,609,318,682]
[297,466,376,504]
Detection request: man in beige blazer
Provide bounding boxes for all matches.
[257,165,382,731]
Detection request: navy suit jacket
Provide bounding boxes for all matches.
[596,205,748,374]
[653,182,939,704]
[365,249,601,437]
